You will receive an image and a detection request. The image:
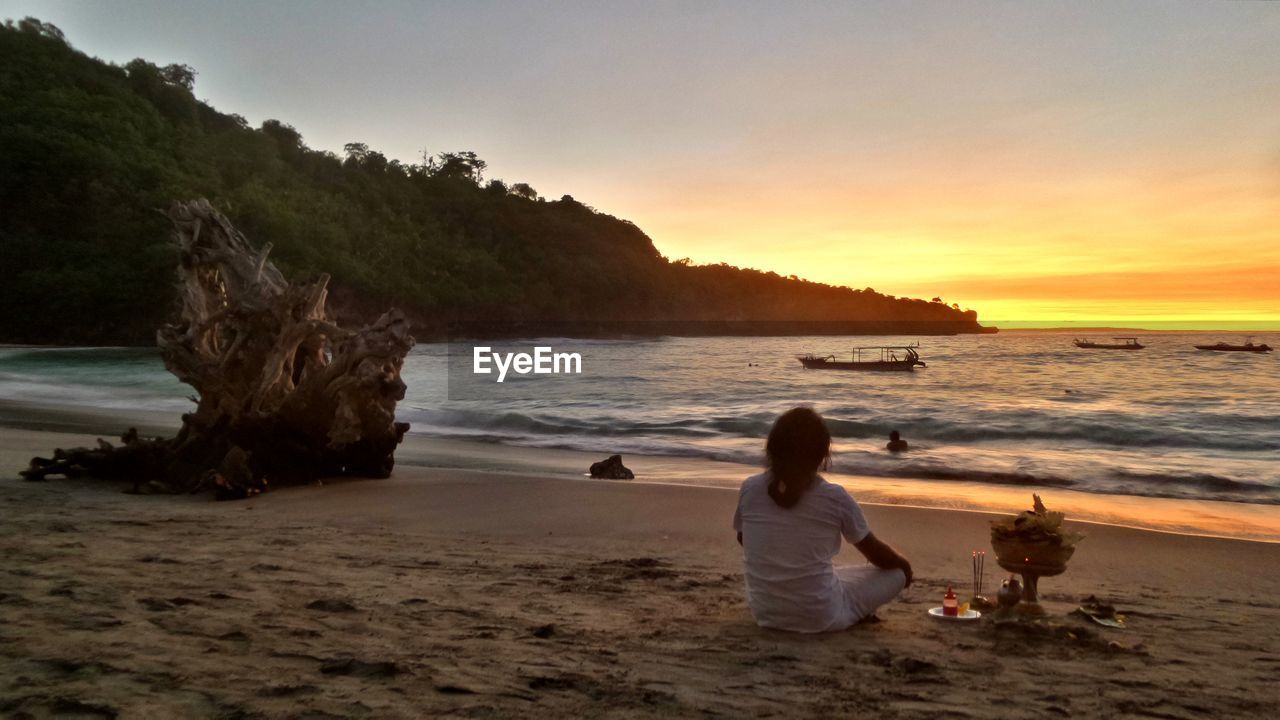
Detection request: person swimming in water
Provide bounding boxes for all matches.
[886,430,908,453]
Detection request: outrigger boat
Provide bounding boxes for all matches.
[797,345,926,372]
[1074,337,1144,350]
[1194,337,1272,352]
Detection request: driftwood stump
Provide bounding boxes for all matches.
[21,199,414,499]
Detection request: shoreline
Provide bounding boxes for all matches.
[393,438,1280,544]
[2,437,1277,717]
[4,398,1278,543]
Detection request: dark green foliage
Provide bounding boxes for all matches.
[0,20,982,344]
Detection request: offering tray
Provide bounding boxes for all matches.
[989,495,1083,607]
[991,538,1074,605]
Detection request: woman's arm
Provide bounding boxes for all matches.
[854,532,913,587]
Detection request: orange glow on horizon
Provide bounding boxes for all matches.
[581,153,1280,323]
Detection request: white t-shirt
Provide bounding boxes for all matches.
[733,472,871,633]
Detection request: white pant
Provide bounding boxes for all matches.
[836,564,907,622]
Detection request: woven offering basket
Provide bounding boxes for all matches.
[991,537,1076,575]
[989,496,1084,605]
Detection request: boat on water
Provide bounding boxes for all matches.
[1194,338,1273,353]
[797,345,926,372]
[1074,337,1144,350]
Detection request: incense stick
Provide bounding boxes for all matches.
[978,551,985,596]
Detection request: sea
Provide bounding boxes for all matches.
[2,331,1278,512]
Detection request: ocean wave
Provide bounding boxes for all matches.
[404,406,1278,453]
[829,459,1076,489]
[837,458,1279,501]
[1108,468,1278,495]
[5,334,1279,507]
[405,407,779,440]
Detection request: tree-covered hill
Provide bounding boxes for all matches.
[0,18,989,344]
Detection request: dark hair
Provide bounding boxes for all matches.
[889,430,901,441]
[765,407,831,508]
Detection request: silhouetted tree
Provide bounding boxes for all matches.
[262,119,301,147]
[509,182,538,200]
[427,151,486,183]
[13,17,64,41]
[343,142,370,163]
[160,63,196,90]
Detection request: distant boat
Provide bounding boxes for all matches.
[797,345,927,372]
[1194,338,1272,353]
[1074,337,1144,350]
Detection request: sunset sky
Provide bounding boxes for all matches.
[5,1,1279,324]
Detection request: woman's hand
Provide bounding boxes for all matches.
[855,532,913,587]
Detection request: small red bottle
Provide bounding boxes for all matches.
[943,586,958,616]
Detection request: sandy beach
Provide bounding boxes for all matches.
[7,3,1280,717]
[2,426,1278,719]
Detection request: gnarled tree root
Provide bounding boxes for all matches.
[22,199,415,499]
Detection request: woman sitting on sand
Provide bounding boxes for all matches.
[733,407,913,633]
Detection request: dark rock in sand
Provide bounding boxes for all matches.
[894,656,939,675]
[51,697,119,719]
[319,657,401,678]
[68,615,124,630]
[306,598,357,613]
[528,675,579,691]
[137,597,176,612]
[531,623,556,638]
[435,685,478,695]
[614,557,663,568]
[48,584,77,598]
[136,554,180,564]
[589,454,634,480]
[257,683,318,697]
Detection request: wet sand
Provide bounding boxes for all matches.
[2,427,1278,718]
